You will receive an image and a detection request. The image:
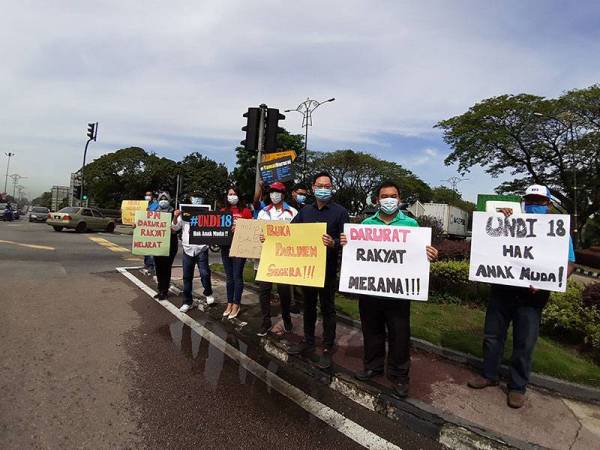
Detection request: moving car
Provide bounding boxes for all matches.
[0,203,15,221]
[47,207,116,233]
[29,206,50,222]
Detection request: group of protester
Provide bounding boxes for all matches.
[138,176,575,408]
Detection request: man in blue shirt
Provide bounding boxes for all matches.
[468,184,576,409]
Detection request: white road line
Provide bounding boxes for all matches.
[117,266,401,450]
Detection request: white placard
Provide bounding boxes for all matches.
[469,212,571,292]
[339,224,431,301]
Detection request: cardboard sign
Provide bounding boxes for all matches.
[259,156,294,184]
[469,212,571,292]
[181,205,233,246]
[121,200,149,225]
[132,211,171,256]
[229,219,284,259]
[262,150,297,163]
[256,223,326,287]
[339,224,431,301]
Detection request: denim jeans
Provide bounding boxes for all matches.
[182,249,212,305]
[482,285,548,393]
[144,255,154,269]
[220,246,246,305]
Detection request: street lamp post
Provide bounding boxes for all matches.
[4,152,15,193]
[285,97,335,181]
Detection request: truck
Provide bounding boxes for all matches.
[408,201,469,238]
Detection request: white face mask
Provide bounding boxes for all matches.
[190,197,201,205]
[379,197,399,215]
[158,199,169,208]
[270,192,283,204]
[144,196,152,201]
[227,195,239,205]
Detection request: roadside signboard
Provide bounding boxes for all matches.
[121,200,149,225]
[259,156,294,184]
[181,205,233,246]
[261,150,297,163]
[339,224,431,301]
[131,211,171,256]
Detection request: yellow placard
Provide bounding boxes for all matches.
[256,223,326,287]
[121,200,149,225]
[261,150,297,163]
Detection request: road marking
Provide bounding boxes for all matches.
[88,236,130,253]
[117,266,401,450]
[0,239,55,251]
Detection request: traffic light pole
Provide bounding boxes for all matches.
[254,104,267,189]
[80,138,91,205]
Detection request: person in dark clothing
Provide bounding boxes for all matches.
[286,171,349,370]
[152,191,179,300]
[288,183,309,210]
[143,190,159,274]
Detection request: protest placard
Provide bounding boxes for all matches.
[131,210,171,256]
[181,205,233,246]
[121,200,149,225]
[469,212,571,292]
[255,223,326,287]
[229,219,286,259]
[259,156,294,184]
[338,224,431,301]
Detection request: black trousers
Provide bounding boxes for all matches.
[258,282,292,329]
[154,234,178,295]
[302,276,337,348]
[358,295,411,383]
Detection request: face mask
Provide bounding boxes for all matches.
[227,195,239,205]
[296,194,306,204]
[191,197,201,205]
[270,192,283,204]
[379,198,399,215]
[524,204,549,214]
[144,195,152,201]
[158,199,169,208]
[314,188,332,202]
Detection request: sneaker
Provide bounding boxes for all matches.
[392,382,409,399]
[314,348,333,370]
[286,341,315,356]
[283,317,293,333]
[467,376,499,390]
[507,390,526,409]
[257,325,272,337]
[179,303,195,313]
[206,295,215,305]
[355,369,383,381]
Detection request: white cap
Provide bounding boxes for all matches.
[524,184,551,199]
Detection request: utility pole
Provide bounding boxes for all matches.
[4,152,15,193]
[441,176,469,193]
[81,122,98,204]
[9,174,27,198]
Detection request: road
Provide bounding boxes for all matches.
[0,219,441,450]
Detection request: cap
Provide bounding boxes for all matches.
[524,184,551,199]
[269,181,286,192]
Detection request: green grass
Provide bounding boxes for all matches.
[211,264,600,387]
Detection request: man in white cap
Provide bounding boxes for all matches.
[467,184,576,408]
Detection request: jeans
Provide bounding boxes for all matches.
[358,295,411,383]
[258,282,292,329]
[482,285,548,393]
[154,234,179,295]
[302,276,337,348]
[144,255,154,269]
[182,250,213,305]
[220,246,246,305]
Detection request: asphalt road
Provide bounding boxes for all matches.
[0,219,441,449]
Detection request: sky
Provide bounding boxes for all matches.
[1,0,599,201]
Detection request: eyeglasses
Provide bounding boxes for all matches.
[314,184,332,189]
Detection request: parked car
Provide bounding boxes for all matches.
[47,207,116,233]
[29,206,50,222]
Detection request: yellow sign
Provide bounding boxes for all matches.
[121,200,149,225]
[261,150,297,163]
[256,223,326,287]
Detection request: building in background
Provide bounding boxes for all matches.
[69,171,81,207]
[51,185,70,211]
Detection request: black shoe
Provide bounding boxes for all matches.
[157,292,168,300]
[355,369,383,381]
[392,382,409,399]
[283,317,293,333]
[153,293,160,299]
[314,348,333,370]
[286,341,315,356]
[257,325,272,337]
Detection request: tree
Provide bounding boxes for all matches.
[32,192,52,209]
[431,186,475,212]
[436,86,600,246]
[310,149,432,215]
[179,152,228,206]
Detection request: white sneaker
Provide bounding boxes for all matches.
[206,295,215,305]
[179,303,194,313]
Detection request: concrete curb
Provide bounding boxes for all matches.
[575,266,600,279]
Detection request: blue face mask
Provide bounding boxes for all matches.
[314,188,332,202]
[524,204,549,214]
[296,194,306,205]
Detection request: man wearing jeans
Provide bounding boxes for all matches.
[172,194,215,313]
[468,184,576,408]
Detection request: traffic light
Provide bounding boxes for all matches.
[264,108,285,153]
[73,185,81,198]
[82,194,88,201]
[241,108,260,151]
[87,122,97,141]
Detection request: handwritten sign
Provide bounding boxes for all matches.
[229,219,284,259]
[256,223,326,287]
[469,212,571,292]
[121,200,149,225]
[132,211,171,256]
[259,156,294,184]
[339,224,431,301]
[181,205,233,246]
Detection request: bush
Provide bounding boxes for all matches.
[583,284,600,311]
[435,239,471,261]
[429,260,489,305]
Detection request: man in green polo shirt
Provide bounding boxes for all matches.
[341,180,438,398]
